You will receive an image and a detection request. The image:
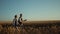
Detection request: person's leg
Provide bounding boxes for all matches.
[15,22,18,29]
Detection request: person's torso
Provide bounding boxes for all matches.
[18,17,22,22]
[13,18,18,24]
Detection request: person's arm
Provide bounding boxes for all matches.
[20,18,27,23]
[24,19,27,21]
[20,18,26,23]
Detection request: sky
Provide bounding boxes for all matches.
[0,0,60,21]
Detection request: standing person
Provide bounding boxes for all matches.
[13,15,18,29]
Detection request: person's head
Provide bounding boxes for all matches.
[14,15,17,18]
[20,13,22,18]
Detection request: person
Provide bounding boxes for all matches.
[18,13,27,26]
[13,15,18,28]
[18,14,23,25]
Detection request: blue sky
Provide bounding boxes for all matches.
[0,0,60,21]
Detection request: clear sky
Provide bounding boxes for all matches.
[0,0,60,21]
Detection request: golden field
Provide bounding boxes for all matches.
[0,20,60,34]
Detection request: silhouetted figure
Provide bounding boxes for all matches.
[18,13,27,27]
[13,15,18,28]
[18,14,23,25]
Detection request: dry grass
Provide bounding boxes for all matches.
[0,21,60,34]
